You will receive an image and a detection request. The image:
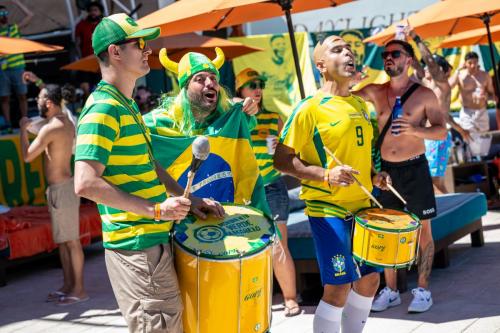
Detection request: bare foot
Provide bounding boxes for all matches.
[284,298,301,317]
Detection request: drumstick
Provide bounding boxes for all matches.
[323,146,383,209]
[370,165,407,206]
[387,183,407,206]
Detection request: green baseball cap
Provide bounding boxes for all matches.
[92,13,160,56]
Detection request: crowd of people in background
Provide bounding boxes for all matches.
[0,1,106,134]
[0,0,33,132]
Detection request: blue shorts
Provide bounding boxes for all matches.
[0,67,27,97]
[265,177,289,224]
[308,215,383,286]
[425,132,452,177]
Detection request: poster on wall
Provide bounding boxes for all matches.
[231,32,317,120]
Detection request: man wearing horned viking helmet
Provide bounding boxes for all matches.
[143,48,273,216]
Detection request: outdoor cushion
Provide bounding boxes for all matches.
[0,204,101,260]
[431,193,487,241]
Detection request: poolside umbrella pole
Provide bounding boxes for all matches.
[279,0,305,99]
[481,13,500,108]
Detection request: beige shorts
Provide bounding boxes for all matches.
[46,178,80,244]
[105,244,183,333]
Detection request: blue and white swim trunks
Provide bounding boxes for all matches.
[425,132,452,177]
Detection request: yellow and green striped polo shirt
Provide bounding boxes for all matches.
[251,109,281,185]
[0,24,25,70]
[75,81,168,251]
[280,91,373,218]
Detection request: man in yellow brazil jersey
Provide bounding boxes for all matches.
[274,35,391,333]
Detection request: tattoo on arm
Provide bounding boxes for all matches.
[418,242,435,282]
[418,43,446,82]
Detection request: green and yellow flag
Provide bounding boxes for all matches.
[143,104,272,218]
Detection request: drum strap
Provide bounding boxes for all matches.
[375,83,420,152]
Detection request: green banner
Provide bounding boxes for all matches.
[0,134,47,207]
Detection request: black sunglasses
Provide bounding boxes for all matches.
[245,81,265,90]
[381,50,408,60]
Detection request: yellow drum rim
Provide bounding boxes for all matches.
[173,203,275,260]
[355,207,421,232]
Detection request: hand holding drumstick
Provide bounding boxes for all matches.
[323,147,384,209]
[370,165,407,206]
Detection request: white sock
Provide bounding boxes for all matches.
[341,290,374,333]
[313,300,343,333]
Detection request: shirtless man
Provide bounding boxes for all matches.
[408,29,471,193]
[19,84,87,306]
[449,51,496,156]
[355,40,446,313]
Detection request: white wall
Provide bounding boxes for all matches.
[246,0,438,35]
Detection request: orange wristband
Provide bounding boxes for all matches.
[323,168,330,187]
[154,203,161,222]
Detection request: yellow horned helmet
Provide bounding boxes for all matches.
[159,47,225,87]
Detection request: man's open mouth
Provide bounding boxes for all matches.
[345,59,356,71]
[203,90,217,103]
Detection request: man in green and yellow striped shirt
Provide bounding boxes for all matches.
[0,1,33,130]
[74,14,222,332]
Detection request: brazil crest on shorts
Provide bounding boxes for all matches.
[144,103,271,219]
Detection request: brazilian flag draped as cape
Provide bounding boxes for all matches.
[143,103,272,219]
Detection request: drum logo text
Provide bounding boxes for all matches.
[223,215,262,236]
[244,288,262,301]
[332,255,346,277]
[371,244,385,252]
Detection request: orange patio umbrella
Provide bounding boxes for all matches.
[363,0,500,46]
[0,36,63,54]
[439,24,500,48]
[137,0,354,99]
[61,33,263,73]
[363,0,500,106]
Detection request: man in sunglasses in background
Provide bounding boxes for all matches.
[407,27,471,194]
[354,40,446,314]
[74,14,222,332]
[0,0,33,132]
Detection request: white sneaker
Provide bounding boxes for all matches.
[408,287,433,313]
[371,287,401,312]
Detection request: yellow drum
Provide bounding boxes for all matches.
[353,208,421,268]
[174,204,275,333]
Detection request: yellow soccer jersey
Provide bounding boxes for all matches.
[280,91,373,217]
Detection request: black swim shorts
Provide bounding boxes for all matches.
[378,154,437,220]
